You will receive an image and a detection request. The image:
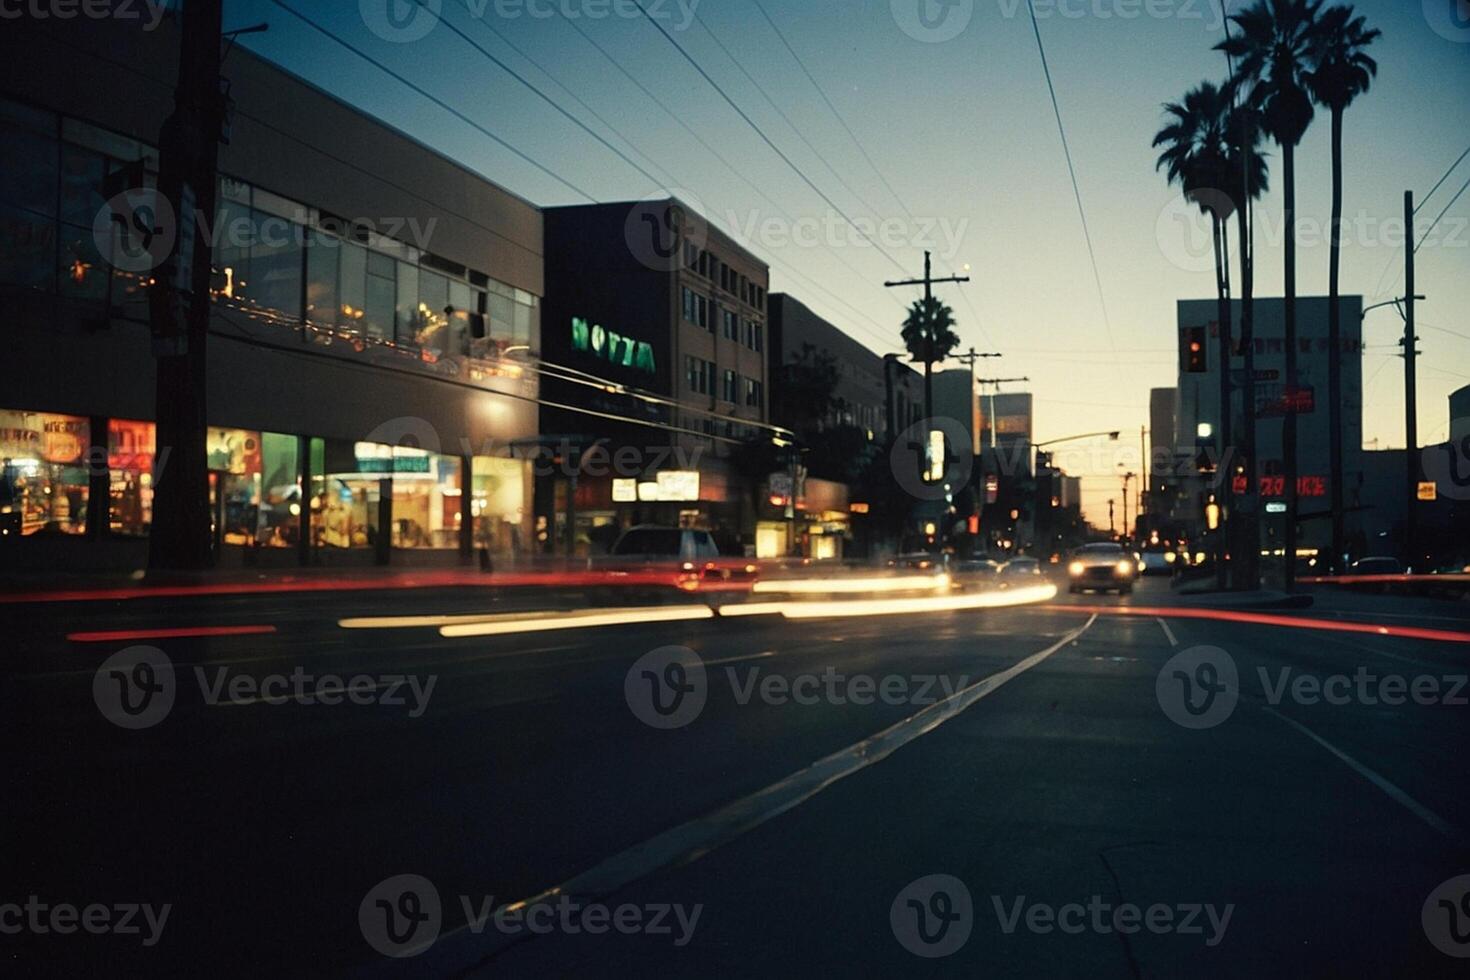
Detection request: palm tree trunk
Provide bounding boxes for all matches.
[1283,142,1299,592]
[1214,215,1232,590]
[1238,200,1257,589]
[1327,105,1345,575]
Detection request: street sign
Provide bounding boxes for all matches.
[1417,481,1438,501]
[1265,502,1287,514]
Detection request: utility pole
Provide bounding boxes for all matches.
[883,249,970,427]
[1108,499,1115,536]
[1140,426,1149,528]
[952,347,1003,456]
[1120,472,1135,543]
[147,0,226,572]
[1403,191,1419,570]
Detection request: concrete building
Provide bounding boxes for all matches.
[1175,296,1364,557]
[0,14,543,569]
[540,200,770,554]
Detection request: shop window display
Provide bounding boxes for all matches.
[0,410,89,535]
[108,418,155,537]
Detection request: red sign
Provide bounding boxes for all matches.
[1232,475,1327,498]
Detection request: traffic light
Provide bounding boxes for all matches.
[1182,326,1207,373]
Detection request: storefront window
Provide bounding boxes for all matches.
[207,427,300,547]
[471,456,529,557]
[249,214,303,321]
[313,438,381,549]
[0,410,88,535]
[108,418,155,537]
[392,448,460,549]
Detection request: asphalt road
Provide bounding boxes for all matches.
[5,576,1469,976]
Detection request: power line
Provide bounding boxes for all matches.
[1372,143,1470,298]
[1024,0,1124,385]
[1416,142,1470,216]
[265,0,594,201]
[634,0,908,273]
[1413,173,1470,255]
[746,0,997,352]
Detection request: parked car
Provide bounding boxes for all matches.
[1347,556,1405,576]
[1067,542,1137,594]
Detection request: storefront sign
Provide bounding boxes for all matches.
[612,478,637,502]
[1417,481,1438,502]
[656,470,700,502]
[571,316,655,374]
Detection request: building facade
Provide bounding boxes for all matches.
[540,200,770,555]
[0,15,542,569]
[1175,296,1364,558]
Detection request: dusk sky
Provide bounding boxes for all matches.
[233,0,1470,523]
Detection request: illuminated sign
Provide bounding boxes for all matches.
[637,481,659,502]
[924,429,944,482]
[1417,481,1438,502]
[612,478,637,503]
[656,470,700,502]
[1265,502,1287,514]
[1231,475,1327,498]
[571,316,655,374]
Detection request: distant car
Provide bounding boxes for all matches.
[1347,556,1404,576]
[888,552,943,571]
[1067,542,1136,594]
[605,525,755,590]
[954,558,1002,580]
[1139,551,1174,576]
[998,557,1043,580]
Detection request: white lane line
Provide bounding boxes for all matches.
[1312,632,1440,671]
[1263,706,1463,844]
[1156,617,1179,648]
[412,615,1099,976]
[702,650,777,668]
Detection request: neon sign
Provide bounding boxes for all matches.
[571,316,655,374]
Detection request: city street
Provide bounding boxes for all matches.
[6,578,1468,975]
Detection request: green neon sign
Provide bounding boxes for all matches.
[572,316,656,374]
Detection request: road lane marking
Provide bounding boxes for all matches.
[1263,707,1463,844]
[438,606,716,638]
[409,615,1099,975]
[719,583,1057,620]
[1156,618,1179,647]
[701,650,777,667]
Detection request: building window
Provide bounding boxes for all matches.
[745,378,763,408]
[108,418,156,537]
[208,428,301,547]
[722,369,739,403]
[391,448,460,549]
[688,356,715,395]
[0,410,89,535]
[722,308,738,340]
[363,250,396,341]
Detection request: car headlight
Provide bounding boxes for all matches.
[1116,559,1134,575]
[1068,561,1085,576]
[1164,552,1176,563]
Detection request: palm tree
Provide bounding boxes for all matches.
[900,294,960,425]
[1218,0,1324,591]
[1307,4,1379,573]
[1154,80,1248,586]
[1221,94,1271,589]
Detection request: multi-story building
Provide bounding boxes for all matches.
[0,14,542,569]
[540,200,770,553]
[1175,295,1364,557]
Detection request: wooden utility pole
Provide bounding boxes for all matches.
[147,0,225,571]
[883,251,970,423]
[1403,191,1419,569]
[951,347,1003,456]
